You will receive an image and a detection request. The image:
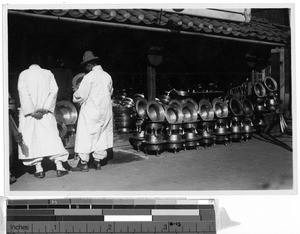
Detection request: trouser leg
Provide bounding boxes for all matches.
[92,150,107,161]
[22,158,44,173]
[49,153,69,171]
[78,153,90,163]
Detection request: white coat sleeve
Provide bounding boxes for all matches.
[43,73,58,113]
[17,72,35,116]
[73,74,92,104]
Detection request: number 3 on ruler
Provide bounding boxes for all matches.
[163,224,168,230]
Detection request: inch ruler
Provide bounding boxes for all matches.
[6,199,216,234]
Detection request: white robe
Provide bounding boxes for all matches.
[18,64,68,160]
[73,65,113,153]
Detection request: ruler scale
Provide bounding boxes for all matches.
[6,199,216,234]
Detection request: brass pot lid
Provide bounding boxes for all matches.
[264,76,278,92]
[72,72,85,91]
[229,97,243,116]
[146,100,165,122]
[135,98,148,118]
[253,81,266,97]
[212,98,228,118]
[242,98,254,116]
[55,100,78,125]
[199,99,214,121]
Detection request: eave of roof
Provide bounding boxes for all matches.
[8,9,291,47]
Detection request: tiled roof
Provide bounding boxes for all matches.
[11,9,290,45]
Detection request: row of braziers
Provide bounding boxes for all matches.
[128,97,255,156]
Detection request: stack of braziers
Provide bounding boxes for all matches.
[129,95,259,156]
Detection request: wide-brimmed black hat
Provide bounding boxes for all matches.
[81,51,99,65]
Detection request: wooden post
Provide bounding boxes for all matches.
[147,64,156,101]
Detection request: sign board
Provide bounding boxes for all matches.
[162,8,251,22]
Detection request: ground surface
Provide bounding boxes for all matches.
[10,133,293,192]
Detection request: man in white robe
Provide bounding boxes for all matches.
[18,57,69,178]
[72,51,113,172]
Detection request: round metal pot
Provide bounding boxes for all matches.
[145,121,164,131]
[165,105,184,124]
[199,99,214,121]
[135,98,148,118]
[166,134,183,142]
[242,98,254,116]
[183,132,198,140]
[129,137,145,151]
[229,97,243,116]
[253,82,266,97]
[145,134,163,142]
[212,98,228,118]
[142,141,166,156]
[182,103,198,122]
[55,100,78,125]
[133,130,145,138]
[146,100,165,122]
[182,122,198,130]
[165,123,181,131]
[264,76,278,92]
[265,98,277,111]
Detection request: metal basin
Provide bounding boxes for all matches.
[212,98,228,118]
[199,99,214,121]
[264,76,278,92]
[182,103,198,122]
[135,98,148,118]
[253,82,266,97]
[146,101,165,122]
[168,99,182,109]
[55,100,78,125]
[185,98,199,111]
[165,105,183,124]
[229,97,243,116]
[242,98,254,116]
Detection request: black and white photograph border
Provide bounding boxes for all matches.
[2,3,297,195]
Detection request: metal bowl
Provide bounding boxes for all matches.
[72,73,85,90]
[135,98,148,118]
[185,98,199,111]
[132,93,145,103]
[264,76,278,92]
[168,99,182,109]
[165,105,184,124]
[182,103,198,122]
[212,98,228,118]
[242,98,254,116]
[229,97,243,116]
[253,82,266,97]
[146,101,165,122]
[199,99,214,121]
[55,100,78,125]
[120,97,135,108]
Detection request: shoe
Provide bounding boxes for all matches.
[57,170,69,177]
[10,175,17,184]
[89,161,101,170]
[71,161,89,172]
[34,171,45,178]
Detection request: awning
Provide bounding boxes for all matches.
[8,9,290,47]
